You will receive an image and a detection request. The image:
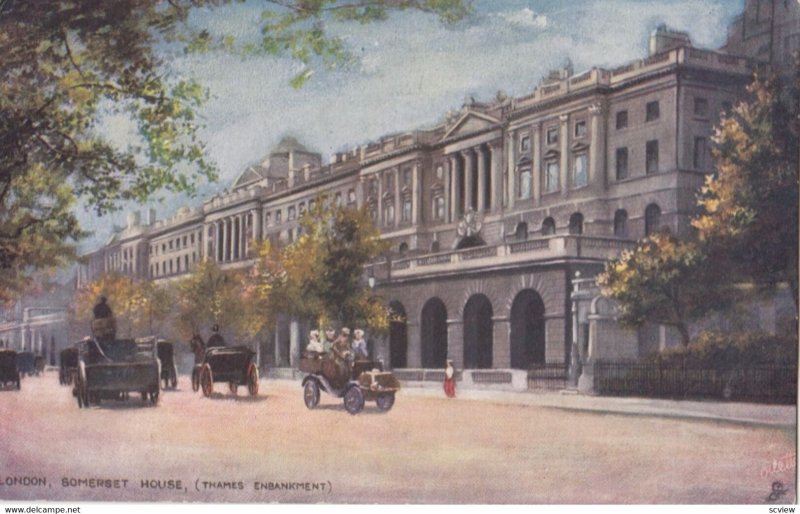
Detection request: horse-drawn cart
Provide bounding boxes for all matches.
[300,352,400,415]
[195,346,259,397]
[59,346,78,385]
[73,338,161,408]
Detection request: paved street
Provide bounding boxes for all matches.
[0,371,795,504]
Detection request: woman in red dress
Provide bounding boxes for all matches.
[443,359,456,398]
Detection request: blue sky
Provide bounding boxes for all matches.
[80,0,745,251]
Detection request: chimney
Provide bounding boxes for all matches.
[288,168,296,187]
[126,211,140,230]
[147,208,157,226]
[649,24,692,56]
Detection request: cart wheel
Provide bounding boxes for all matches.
[247,363,259,396]
[170,365,178,389]
[229,381,238,395]
[376,392,395,412]
[303,380,320,409]
[200,364,213,397]
[191,367,200,392]
[150,388,159,405]
[343,386,364,415]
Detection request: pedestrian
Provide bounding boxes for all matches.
[93,296,113,319]
[351,329,368,359]
[207,324,226,348]
[306,330,323,353]
[323,327,337,353]
[444,359,456,398]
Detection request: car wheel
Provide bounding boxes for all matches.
[303,380,320,409]
[376,392,395,412]
[343,386,364,415]
[247,364,259,396]
[200,364,213,397]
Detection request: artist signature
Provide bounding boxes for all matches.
[761,452,796,479]
[767,481,789,503]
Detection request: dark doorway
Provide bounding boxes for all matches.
[421,298,448,368]
[510,289,546,369]
[463,294,493,369]
[389,301,408,368]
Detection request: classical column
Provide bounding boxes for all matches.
[507,129,517,209]
[490,141,503,212]
[443,158,452,223]
[559,114,569,197]
[406,321,421,368]
[377,174,383,226]
[448,155,459,222]
[462,149,475,213]
[252,207,262,246]
[289,319,300,368]
[532,124,542,205]
[492,316,511,368]
[219,220,226,262]
[225,218,232,262]
[412,161,420,224]
[589,103,606,189]
[393,168,401,228]
[239,213,246,259]
[476,145,487,212]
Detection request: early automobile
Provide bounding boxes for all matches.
[0,349,21,390]
[72,337,161,408]
[59,346,79,385]
[156,340,178,390]
[300,350,400,415]
[16,351,36,377]
[195,345,259,397]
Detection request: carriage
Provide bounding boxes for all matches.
[16,351,37,377]
[156,340,179,390]
[0,349,21,390]
[193,345,259,397]
[300,351,400,415]
[59,346,79,385]
[72,337,161,408]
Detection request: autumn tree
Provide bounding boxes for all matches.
[693,69,800,307]
[0,0,470,300]
[73,272,173,338]
[597,232,730,346]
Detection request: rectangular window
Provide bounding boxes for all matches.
[546,127,558,145]
[545,161,559,193]
[433,196,445,220]
[616,110,628,130]
[264,212,271,226]
[646,101,660,122]
[646,140,659,174]
[334,192,342,207]
[693,137,707,169]
[573,154,588,187]
[403,169,411,187]
[288,206,296,220]
[518,168,532,199]
[190,234,195,245]
[574,120,587,138]
[348,189,356,204]
[694,98,709,117]
[615,147,629,180]
[519,134,531,153]
[435,165,444,180]
[402,198,412,222]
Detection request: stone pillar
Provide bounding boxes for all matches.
[462,149,475,213]
[274,324,282,367]
[477,146,486,213]
[239,213,246,259]
[449,155,460,222]
[252,208,262,248]
[412,161,420,225]
[589,103,606,189]
[446,319,464,369]
[532,124,542,205]
[492,316,511,368]
[490,141,503,212]
[216,221,223,262]
[222,218,229,262]
[289,319,300,368]
[393,168,401,228]
[406,321,421,368]
[507,129,517,209]
[377,174,384,227]
[559,114,569,197]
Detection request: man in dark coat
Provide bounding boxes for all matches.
[207,324,226,348]
[93,296,113,319]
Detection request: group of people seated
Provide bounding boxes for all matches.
[305,327,369,361]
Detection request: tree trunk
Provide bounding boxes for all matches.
[677,322,691,347]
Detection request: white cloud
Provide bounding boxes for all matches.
[496,8,549,29]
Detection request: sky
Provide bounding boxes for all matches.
[78,0,745,253]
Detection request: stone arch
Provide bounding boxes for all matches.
[420,297,448,368]
[388,300,408,369]
[463,294,493,369]
[509,289,546,369]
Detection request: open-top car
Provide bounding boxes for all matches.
[0,349,21,390]
[195,345,259,397]
[300,351,400,415]
[73,337,161,408]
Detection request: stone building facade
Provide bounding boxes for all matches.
[77,2,798,383]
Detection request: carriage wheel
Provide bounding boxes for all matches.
[343,386,364,415]
[247,364,259,396]
[150,388,159,405]
[200,364,213,397]
[375,392,395,412]
[229,381,238,395]
[303,380,320,409]
[170,365,178,389]
[191,367,200,392]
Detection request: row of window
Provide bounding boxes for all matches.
[265,189,357,227]
[149,231,201,257]
[150,252,199,278]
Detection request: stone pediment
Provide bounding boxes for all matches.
[443,111,500,141]
[232,166,265,190]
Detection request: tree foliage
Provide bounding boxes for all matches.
[0,0,470,300]
[597,231,729,346]
[73,272,173,337]
[692,68,800,306]
[246,198,390,332]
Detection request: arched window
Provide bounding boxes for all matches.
[645,204,661,236]
[398,242,408,255]
[541,217,556,236]
[514,222,529,241]
[568,213,583,235]
[613,209,628,237]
